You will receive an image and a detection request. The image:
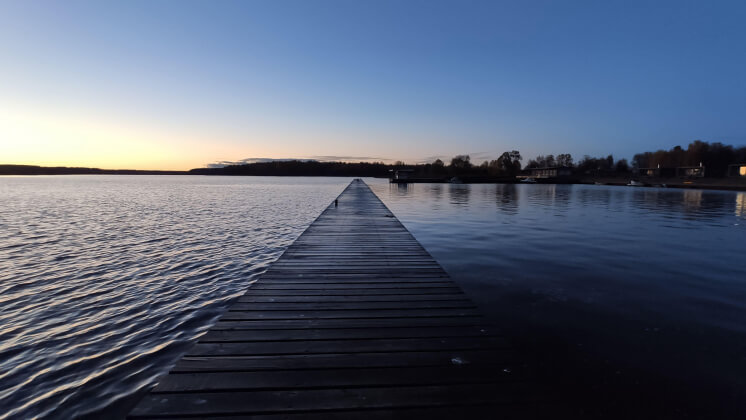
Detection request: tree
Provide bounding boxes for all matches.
[525,158,540,169]
[557,153,573,167]
[509,150,522,164]
[431,158,446,176]
[615,158,630,172]
[492,150,522,175]
[632,152,649,170]
[449,155,472,172]
[605,155,614,170]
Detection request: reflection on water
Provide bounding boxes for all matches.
[495,184,518,215]
[3,177,744,419]
[0,176,348,419]
[393,182,411,195]
[368,180,746,418]
[448,184,471,206]
[430,183,443,201]
[683,189,703,209]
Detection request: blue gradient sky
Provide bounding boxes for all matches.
[1,0,745,169]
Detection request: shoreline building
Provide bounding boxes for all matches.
[636,164,675,177]
[676,162,705,178]
[727,163,746,177]
[528,166,572,179]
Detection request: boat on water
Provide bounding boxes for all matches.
[627,180,645,186]
[520,178,537,183]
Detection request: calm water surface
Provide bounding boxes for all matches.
[2,176,745,418]
[368,179,746,418]
[0,176,348,419]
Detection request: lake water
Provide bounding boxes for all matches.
[0,176,349,419]
[1,176,744,418]
[367,179,746,418]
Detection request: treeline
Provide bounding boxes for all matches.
[0,165,186,176]
[442,152,628,177]
[521,140,746,177]
[189,140,746,179]
[188,161,393,177]
[632,140,746,177]
[4,140,743,179]
[188,153,525,179]
[415,152,523,178]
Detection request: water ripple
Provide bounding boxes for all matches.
[0,175,348,419]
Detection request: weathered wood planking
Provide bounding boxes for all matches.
[128,179,536,419]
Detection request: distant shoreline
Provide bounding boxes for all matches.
[3,164,745,192]
[577,177,746,192]
[0,165,187,176]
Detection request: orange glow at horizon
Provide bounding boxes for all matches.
[0,104,265,171]
[0,102,405,171]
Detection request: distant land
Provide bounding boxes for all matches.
[3,140,745,184]
[0,165,188,176]
[0,162,388,177]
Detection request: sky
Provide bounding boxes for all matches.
[1,0,745,170]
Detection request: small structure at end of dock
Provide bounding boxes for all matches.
[388,168,414,182]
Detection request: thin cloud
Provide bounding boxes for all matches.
[418,152,495,165]
[206,157,315,168]
[306,155,391,162]
[418,155,449,164]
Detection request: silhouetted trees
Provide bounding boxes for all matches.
[573,154,627,175]
[526,154,562,168]
[0,165,186,176]
[12,141,743,180]
[430,159,447,176]
[189,161,392,177]
[449,155,472,173]
[490,151,522,176]
[525,153,573,169]
[632,140,746,177]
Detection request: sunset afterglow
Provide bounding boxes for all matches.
[2,1,744,170]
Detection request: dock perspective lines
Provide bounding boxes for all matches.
[129,179,536,419]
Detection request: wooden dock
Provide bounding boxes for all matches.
[129,179,536,419]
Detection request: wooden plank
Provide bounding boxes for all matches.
[239,289,465,296]
[199,325,496,342]
[181,405,541,420]
[236,294,470,303]
[228,301,476,311]
[219,308,481,320]
[151,365,520,392]
[248,283,456,289]
[129,383,534,417]
[128,179,534,419]
[186,336,508,357]
[211,317,485,330]
[170,349,515,373]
